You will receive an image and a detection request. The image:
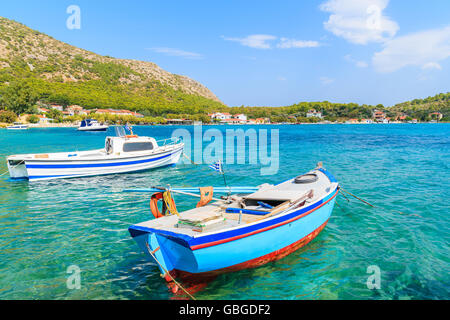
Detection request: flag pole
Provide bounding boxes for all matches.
[220,160,230,196]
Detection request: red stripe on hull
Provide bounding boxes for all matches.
[190,189,338,251]
[167,219,330,295]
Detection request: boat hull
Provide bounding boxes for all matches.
[131,188,337,278]
[9,146,183,181]
[172,218,329,280]
[77,126,108,131]
[7,126,28,130]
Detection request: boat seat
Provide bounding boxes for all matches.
[179,210,223,225]
[176,207,226,232]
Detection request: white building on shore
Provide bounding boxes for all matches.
[306,109,323,119]
[209,112,232,120]
[233,114,247,121]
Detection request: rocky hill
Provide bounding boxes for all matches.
[0,16,223,114]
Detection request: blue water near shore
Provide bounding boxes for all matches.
[0,124,448,300]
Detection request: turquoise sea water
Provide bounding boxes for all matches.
[0,124,448,300]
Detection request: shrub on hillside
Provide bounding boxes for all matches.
[27,114,39,123]
[0,110,17,123]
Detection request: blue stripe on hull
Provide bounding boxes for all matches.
[26,149,182,180]
[28,163,177,180]
[26,152,174,169]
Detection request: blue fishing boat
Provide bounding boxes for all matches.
[128,164,338,294]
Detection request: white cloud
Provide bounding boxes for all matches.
[276,38,320,48]
[277,76,287,81]
[421,62,442,71]
[344,54,369,67]
[223,35,320,49]
[320,76,335,85]
[356,61,369,68]
[222,34,277,49]
[320,0,399,45]
[372,26,450,73]
[149,47,203,59]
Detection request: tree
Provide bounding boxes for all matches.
[0,110,18,123]
[27,114,40,123]
[1,80,38,115]
[46,108,63,122]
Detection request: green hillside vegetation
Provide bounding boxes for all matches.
[234,92,449,122]
[228,102,376,123]
[0,16,225,122]
[390,93,450,121]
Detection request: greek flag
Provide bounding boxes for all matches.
[209,160,223,174]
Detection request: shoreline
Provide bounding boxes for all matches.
[1,122,447,129]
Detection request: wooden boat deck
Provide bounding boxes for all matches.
[133,168,336,238]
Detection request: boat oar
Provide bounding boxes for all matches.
[168,189,222,202]
[122,186,259,194]
[123,186,223,202]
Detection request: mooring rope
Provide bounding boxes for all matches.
[145,242,196,300]
[0,160,24,177]
[338,186,417,217]
[339,189,351,203]
[340,187,374,207]
[162,190,180,216]
[182,152,198,165]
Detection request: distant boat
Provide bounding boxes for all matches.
[77,119,109,131]
[127,164,338,294]
[6,127,184,181]
[6,122,28,130]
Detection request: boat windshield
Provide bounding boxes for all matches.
[80,119,94,127]
[115,126,126,137]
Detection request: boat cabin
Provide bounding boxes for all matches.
[105,136,159,155]
[79,119,98,127]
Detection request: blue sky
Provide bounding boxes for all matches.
[1,0,450,107]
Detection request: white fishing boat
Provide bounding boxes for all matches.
[77,119,109,131]
[6,122,28,130]
[6,127,184,181]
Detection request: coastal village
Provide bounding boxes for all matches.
[0,102,444,127]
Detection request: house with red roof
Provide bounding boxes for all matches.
[372,110,387,123]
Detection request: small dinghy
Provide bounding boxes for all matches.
[127,164,338,294]
[77,119,109,131]
[6,127,184,181]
